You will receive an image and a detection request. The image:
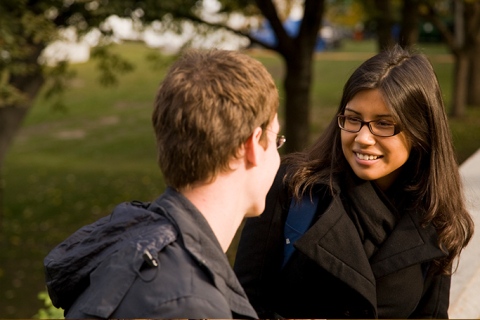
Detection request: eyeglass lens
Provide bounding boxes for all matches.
[276,135,286,149]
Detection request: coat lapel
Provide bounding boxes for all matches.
[294,195,378,309]
[370,209,447,278]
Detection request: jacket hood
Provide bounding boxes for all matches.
[44,201,177,310]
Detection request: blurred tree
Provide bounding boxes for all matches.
[465,0,480,106]
[0,0,133,223]
[253,0,325,153]
[360,0,425,50]
[468,43,480,106]
[399,0,421,47]
[374,0,396,50]
[326,0,367,29]
[360,0,398,51]
[421,0,480,115]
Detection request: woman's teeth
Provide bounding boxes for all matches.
[356,153,379,160]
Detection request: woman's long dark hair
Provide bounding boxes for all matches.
[284,45,474,274]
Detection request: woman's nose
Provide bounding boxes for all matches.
[354,125,376,145]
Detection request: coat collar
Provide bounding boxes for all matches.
[293,178,447,313]
[150,187,257,318]
[370,208,447,278]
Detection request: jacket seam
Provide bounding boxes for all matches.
[319,244,376,287]
[153,293,225,309]
[432,274,442,317]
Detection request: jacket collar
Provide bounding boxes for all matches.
[370,208,447,278]
[149,187,257,318]
[294,177,447,313]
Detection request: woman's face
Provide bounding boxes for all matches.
[341,89,412,191]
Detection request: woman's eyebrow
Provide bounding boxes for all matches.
[344,107,393,118]
[344,107,360,115]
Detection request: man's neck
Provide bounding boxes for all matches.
[180,173,249,252]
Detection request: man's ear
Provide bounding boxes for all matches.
[244,127,263,167]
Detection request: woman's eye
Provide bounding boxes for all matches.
[376,121,394,127]
[346,116,361,123]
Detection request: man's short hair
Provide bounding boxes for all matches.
[152,49,279,190]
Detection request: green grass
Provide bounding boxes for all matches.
[1,40,479,318]
[340,38,451,55]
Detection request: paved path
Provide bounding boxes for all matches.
[449,148,480,319]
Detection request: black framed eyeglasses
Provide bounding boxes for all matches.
[337,115,401,137]
[266,129,286,149]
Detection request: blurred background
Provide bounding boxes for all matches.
[1,0,480,318]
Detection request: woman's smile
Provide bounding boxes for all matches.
[354,151,383,162]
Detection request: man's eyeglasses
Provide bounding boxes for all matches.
[337,115,401,137]
[266,129,286,149]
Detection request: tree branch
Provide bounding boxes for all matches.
[254,0,291,52]
[467,0,480,44]
[299,0,325,44]
[465,1,478,39]
[178,13,279,51]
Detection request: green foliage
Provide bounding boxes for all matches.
[145,51,180,71]
[326,0,367,28]
[43,62,76,100]
[91,46,135,87]
[358,0,403,22]
[42,61,77,112]
[33,290,64,319]
[0,0,138,109]
[0,81,27,108]
[219,0,260,16]
[0,1,57,106]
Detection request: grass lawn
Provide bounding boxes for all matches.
[1,39,479,318]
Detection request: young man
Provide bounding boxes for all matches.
[43,49,282,319]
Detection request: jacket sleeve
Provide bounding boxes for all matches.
[410,266,451,319]
[234,166,289,318]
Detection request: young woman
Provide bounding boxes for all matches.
[234,46,474,319]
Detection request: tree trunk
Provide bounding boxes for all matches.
[399,0,420,48]
[0,167,3,228]
[374,0,395,51]
[0,106,32,227]
[260,0,323,153]
[451,52,469,117]
[465,0,480,107]
[467,44,480,106]
[0,106,32,172]
[0,65,44,227]
[283,53,314,153]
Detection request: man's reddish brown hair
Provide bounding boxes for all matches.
[152,49,279,190]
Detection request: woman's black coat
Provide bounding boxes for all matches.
[234,167,451,319]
